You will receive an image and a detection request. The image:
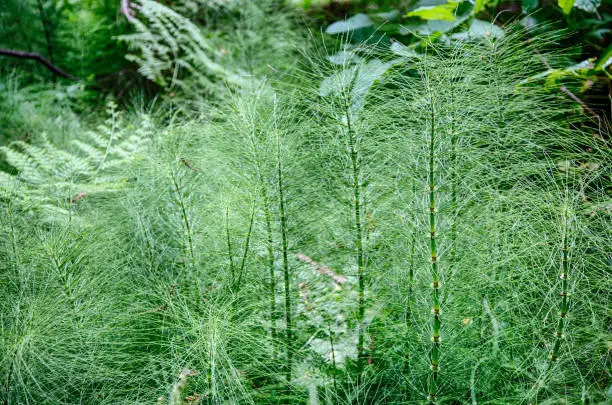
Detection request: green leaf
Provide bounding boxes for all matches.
[594,45,612,70]
[474,0,486,13]
[406,2,459,21]
[400,3,472,35]
[372,10,400,22]
[327,51,362,66]
[326,14,375,35]
[468,19,505,40]
[558,0,575,14]
[390,41,420,58]
[319,59,396,115]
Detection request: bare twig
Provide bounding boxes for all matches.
[180,158,200,172]
[0,48,80,80]
[121,0,135,23]
[296,253,348,284]
[532,48,600,122]
[560,85,601,122]
[71,192,88,204]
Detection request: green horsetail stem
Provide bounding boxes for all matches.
[343,97,366,377]
[550,207,570,362]
[449,94,457,279]
[235,204,255,289]
[274,97,293,382]
[328,321,338,393]
[171,170,195,267]
[261,182,277,342]
[246,125,277,342]
[225,206,235,281]
[427,89,441,403]
[408,179,418,314]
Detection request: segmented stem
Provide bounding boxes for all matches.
[342,91,366,377]
[329,321,338,393]
[261,182,277,341]
[225,206,235,280]
[550,209,570,362]
[249,128,277,342]
[449,91,458,278]
[427,88,441,402]
[235,204,255,289]
[171,170,195,267]
[275,99,293,381]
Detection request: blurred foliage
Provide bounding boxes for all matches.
[0,0,131,82]
[297,0,611,121]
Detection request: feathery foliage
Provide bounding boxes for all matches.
[0,7,610,405]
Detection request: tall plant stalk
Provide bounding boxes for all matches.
[171,170,195,268]
[425,73,441,402]
[274,96,292,381]
[235,204,255,289]
[262,184,277,342]
[449,87,458,279]
[225,206,235,280]
[247,123,277,342]
[550,192,571,362]
[341,89,366,377]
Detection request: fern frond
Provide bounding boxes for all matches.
[0,102,150,220]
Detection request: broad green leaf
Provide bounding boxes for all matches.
[400,3,472,35]
[326,14,374,34]
[406,2,459,21]
[372,10,400,22]
[558,0,575,14]
[520,58,596,85]
[468,19,504,39]
[319,59,396,115]
[327,51,362,66]
[390,41,419,58]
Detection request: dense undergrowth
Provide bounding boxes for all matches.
[1,1,611,404]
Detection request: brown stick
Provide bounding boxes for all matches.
[560,85,601,122]
[532,48,600,122]
[121,0,135,23]
[0,48,79,81]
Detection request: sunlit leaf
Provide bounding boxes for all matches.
[406,2,459,21]
[594,45,612,70]
[558,0,575,14]
[474,0,486,13]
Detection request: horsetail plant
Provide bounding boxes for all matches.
[247,96,278,343]
[230,86,279,341]
[225,206,235,281]
[171,168,195,268]
[338,72,367,378]
[422,62,441,403]
[549,179,573,363]
[274,94,293,382]
[235,203,256,290]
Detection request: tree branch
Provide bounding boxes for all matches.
[0,48,80,81]
[121,0,135,23]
